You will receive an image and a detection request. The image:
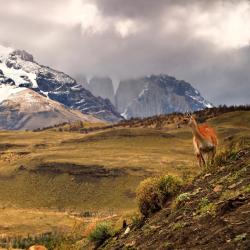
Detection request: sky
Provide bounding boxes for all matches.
[0,0,250,105]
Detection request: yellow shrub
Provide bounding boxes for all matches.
[136,175,182,217]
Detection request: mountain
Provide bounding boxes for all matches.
[0,45,121,122]
[115,78,147,113]
[116,74,212,118]
[0,85,101,130]
[84,76,115,105]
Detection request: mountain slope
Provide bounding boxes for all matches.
[100,144,250,250]
[116,75,212,118]
[0,85,101,130]
[0,45,121,122]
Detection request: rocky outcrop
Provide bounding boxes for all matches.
[115,78,147,113]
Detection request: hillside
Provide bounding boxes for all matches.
[100,142,250,250]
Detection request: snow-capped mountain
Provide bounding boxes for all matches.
[0,45,121,122]
[0,85,102,130]
[117,74,213,119]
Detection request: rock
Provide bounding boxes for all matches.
[228,181,242,189]
[124,226,131,235]
[234,233,247,242]
[203,173,212,179]
[125,240,135,247]
[87,76,115,105]
[11,49,34,62]
[213,185,223,192]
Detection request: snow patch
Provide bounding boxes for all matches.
[0,85,26,102]
[0,62,37,88]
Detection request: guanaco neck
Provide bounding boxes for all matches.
[190,118,207,144]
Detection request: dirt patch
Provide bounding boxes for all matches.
[18,163,150,183]
[62,129,175,144]
[0,143,26,151]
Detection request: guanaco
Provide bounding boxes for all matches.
[188,115,218,167]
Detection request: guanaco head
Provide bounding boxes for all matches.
[189,115,198,126]
[183,113,196,127]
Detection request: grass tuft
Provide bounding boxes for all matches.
[88,222,113,248]
[197,197,216,216]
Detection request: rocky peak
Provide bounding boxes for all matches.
[86,76,115,105]
[11,50,34,62]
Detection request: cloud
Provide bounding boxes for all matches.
[0,0,249,105]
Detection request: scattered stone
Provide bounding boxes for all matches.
[213,185,223,192]
[124,226,131,235]
[234,233,247,242]
[125,240,135,247]
[228,181,242,189]
[203,173,212,179]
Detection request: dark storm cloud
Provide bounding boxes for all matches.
[93,0,239,18]
[0,0,249,105]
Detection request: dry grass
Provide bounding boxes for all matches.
[0,111,249,239]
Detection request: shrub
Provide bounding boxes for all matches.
[171,222,186,231]
[130,213,144,229]
[173,192,191,209]
[88,222,113,248]
[5,232,70,250]
[136,175,182,217]
[197,197,216,216]
[213,139,245,168]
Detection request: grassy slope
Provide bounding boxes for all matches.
[0,129,195,211]
[100,143,250,250]
[0,111,249,236]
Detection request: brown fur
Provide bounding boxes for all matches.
[189,116,218,167]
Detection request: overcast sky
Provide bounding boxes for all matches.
[0,0,250,105]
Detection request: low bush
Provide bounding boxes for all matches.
[130,213,144,229]
[213,138,245,168]
[0,232,72,250]
[197,197,216,216]
[88,222,113,248]
[136,175,182,217]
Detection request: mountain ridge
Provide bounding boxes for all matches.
[0,45,122,123]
